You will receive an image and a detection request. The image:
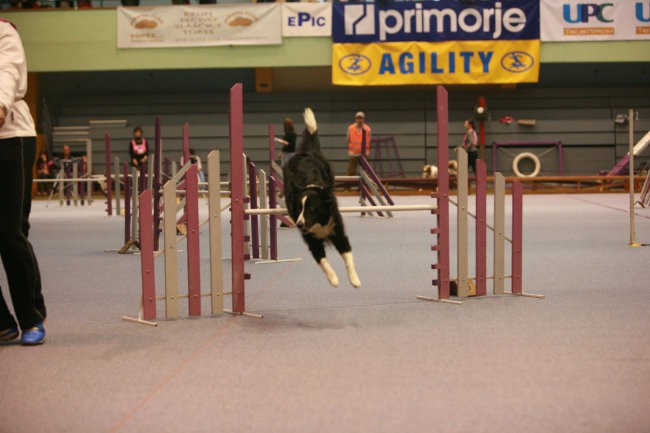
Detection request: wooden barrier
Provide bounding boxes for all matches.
[127,83,543,324]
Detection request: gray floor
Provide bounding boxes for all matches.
[1,193,649,433]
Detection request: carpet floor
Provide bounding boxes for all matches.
[1,193,649,433]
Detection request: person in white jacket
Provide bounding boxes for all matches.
[0,19,47,345]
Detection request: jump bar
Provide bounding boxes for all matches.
[244,204,437,216]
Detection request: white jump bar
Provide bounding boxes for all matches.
[245,204,436,215]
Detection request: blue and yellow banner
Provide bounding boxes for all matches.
[331,1,540,86]
[332,1,539,43]
[333,40,540,86]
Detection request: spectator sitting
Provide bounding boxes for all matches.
[35,151,54,196]
[11,1,42,9]
[61,144,72,161]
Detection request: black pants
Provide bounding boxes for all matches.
[467,150,479,174]
[0,136,46,330]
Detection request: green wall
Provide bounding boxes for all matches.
[4,9,650,72]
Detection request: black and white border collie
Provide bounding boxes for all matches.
[283,108,361,288]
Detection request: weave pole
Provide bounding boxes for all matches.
[114,156,121,216]
[153,116,162,251]
[230,83,247,315]
[139,190,156,321]
[435,85,451,301]
[208,150,224,314]
[422,85,453,302]
[258,169,269,260]
[176,123,191,228]
[123,162,131,245]
[628,109,650,247]
[115,162,142,254]
[267,125,278,261]
[475,159,487,296]
[493,173,506,294]
[268,173,279,261]
[163,177,179,319]
[105,134,113,216]
[185,164,202,316]
[511,181,523,295]
[131,166,139,246]
[456,148,469,298]
[72,163,79,206]
[248,159,260,259]
[121,188,158,326]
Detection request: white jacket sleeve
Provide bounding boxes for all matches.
[0,21,36,139]
[0,23,22,113]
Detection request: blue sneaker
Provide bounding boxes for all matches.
[21,323,45,346]
[0,327,19,342]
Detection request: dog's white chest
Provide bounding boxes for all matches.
[308,218,335,239]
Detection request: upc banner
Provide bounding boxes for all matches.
[117,4,282,48]
[332,40,540,86]
[282,3,332,37]
[331,1,540,86]
[541,1,650,41]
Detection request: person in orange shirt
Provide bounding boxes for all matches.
[346,111,371,176]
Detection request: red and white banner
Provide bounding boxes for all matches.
[541,1,650,41]
[117,4,282,48]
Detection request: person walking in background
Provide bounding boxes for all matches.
[0,18,47,345]
[275,117,297,167]
[462,119,479,174]
[346,111,371,176]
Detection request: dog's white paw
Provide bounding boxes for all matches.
[319,258,339,287]
[342,252,361,288]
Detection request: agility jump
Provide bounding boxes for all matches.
[229,83,542,314]
[127,83,542,323]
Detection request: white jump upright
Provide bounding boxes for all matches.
[629,108,650,247]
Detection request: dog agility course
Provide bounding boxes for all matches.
[123,84,543,324]
[4,92,650,433]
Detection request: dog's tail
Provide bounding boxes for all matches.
[304,107,317,135]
